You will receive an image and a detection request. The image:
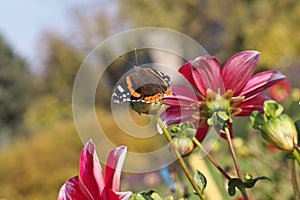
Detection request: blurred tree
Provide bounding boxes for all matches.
[0,119,82,200]
[117,0,251,57]
[44,0,300,110]
[41,33,84,103]
[118,0,300,69]
[24,33,84,132]
[0,34,33,139]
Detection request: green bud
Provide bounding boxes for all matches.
[172,137,195,156]
[262,114,298,152]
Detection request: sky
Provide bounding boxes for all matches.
[0,0,87,70]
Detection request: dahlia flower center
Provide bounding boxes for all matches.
[204,89,244,130]
[206,90,231,115]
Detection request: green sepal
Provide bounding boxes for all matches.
[168,122,196,139]
[193,170,207,193]
[250,110,265,130]
[263,100,284,118]
[207,111,230,131]
[294,119,300,145]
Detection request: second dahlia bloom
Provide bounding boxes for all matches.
[58,140,132,200]
[268,79,291,102]
[162,51,286,141]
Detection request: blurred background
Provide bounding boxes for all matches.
[0,0,300,199]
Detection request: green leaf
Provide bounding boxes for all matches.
[243,176,271,188]
[228,178,243,196]
[228,176,271,196]
[228,185,237,196]
[193,170,207,193]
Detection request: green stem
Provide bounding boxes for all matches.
[224,126,242,179]
[224,127,250,199]
[292,149,300,166]
[156,116,206,200]
[193,137,231,180]
[291,159,300,199]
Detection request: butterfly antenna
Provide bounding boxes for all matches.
[134,48,138,66]
[118,55,135,67]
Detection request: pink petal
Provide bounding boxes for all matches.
[58,176,93,200]
[236,94,271,116]
[179,56,224,96]
[104,146,127,192]
[161,106,199,126]
[239,70,286,99]
[163,85,201,107]
[108,189,132,200]
[79,140,104,198]
[221,51,260,96]
[178,62,198,93]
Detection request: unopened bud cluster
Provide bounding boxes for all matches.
[168,122,196,156]
[250,100,298,152]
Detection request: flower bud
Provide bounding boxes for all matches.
[171,137,195,156]
[262,114,298,152]
[251,100,298,152]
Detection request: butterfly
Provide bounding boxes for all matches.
[112,66,172,104]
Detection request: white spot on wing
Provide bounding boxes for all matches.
[117,85,125,93]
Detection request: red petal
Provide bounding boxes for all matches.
[239,70,286,99]
[104,146,127,192]
[79,140,104,198]
[195,123,210,142]
[161,106,199,126]
[217,122,233,139]
[58,176,93,200]
[221,51,260,96]
[179,56,224,96]
[163,85,201,107]
[268,80,291,102]
[236,94,271,116]
[178,62,198,93]
[108,189,132,200]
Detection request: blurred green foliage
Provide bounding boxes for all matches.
[0,119,82,199]
[1,0,300,199]
[119,0,300,68]
[0,35,33,139]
